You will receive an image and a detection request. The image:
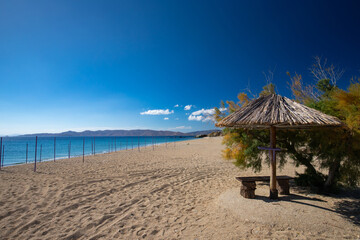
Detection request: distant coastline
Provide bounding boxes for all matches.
[15,129,220,137]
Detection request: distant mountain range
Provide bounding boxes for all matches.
[17,129,220,137]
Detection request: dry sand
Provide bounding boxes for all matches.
[0,137,359,239]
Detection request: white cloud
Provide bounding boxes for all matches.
[174,104,179,107]
[164,117,169,120]
[191,108,214,116]
[188,108,226,122]
[169,126,192,130]
[184,105,192,110]
[188,115,203,121]
[203,116,215,122]
[140,109,174,115]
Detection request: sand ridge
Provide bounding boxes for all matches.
[0,137,359,239]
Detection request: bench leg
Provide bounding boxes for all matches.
[240,181,256,199]
[277,179,290,195]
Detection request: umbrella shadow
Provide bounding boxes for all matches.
[253,186,360,226]
[254,193,327,204]
[332,187,360,226]
[333,199,360,226]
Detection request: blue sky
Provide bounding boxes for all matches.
[1,0,360,135]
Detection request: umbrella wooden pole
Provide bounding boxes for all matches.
[270,126,278,199]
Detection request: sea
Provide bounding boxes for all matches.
[0,136,194,167]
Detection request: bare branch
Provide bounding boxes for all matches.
[287,72,319,104]
[237,79,257,99]
[262,67,276,86]
[310,56,344,86]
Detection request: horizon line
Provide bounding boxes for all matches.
[0,128,220,137]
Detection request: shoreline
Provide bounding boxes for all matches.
[0,137,195,168]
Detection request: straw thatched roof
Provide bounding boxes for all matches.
[216,94,343,129]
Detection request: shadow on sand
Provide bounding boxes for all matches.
[333,189,360,226]
[253,182,360,226]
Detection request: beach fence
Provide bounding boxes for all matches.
[0,137,2,170]
[2,145,4,168]
[0,136,190,172]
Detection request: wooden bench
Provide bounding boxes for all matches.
[235,175,293,199]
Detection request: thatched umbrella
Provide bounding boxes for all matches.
[216,94,342,199]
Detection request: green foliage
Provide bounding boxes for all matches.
[316,78,334,93]
[307,96,341,119]
[221,127,288,172]
[259,83,276,97]
[334,79,360,133]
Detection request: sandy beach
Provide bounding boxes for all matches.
[0,137,359,239]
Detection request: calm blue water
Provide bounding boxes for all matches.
[0,136,194,167]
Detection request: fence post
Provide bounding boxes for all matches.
[2,145,4,168]
[34,136,38,172]
[26,143,28,164]
[68,140,71,159]
[0,137,2,170]
[83,137,85,163]
[54,137,56,162]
